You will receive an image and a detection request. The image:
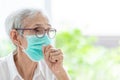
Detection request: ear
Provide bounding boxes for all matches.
[10,29,22,46]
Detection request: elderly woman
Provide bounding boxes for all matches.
[0,9,70,80]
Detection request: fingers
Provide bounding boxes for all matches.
[43,45,63,63]
[43,45,51,61]
[49,49,63,63]
[42,45,52,55]
[50,54,63,63]
[50,48,61,56]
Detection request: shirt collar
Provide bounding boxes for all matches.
[40,60,46,77]
[7,52,23,80]
[6,51,45,80]
[33,60,45,79]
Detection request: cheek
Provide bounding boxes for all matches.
[21,38,28,48]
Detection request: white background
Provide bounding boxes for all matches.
[0,0,120,40]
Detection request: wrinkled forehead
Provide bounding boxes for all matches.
[22,13,50,29]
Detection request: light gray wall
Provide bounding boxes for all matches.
[93,36,120,48]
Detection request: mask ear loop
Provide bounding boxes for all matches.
[19,45,26,53]
[18,34,27,54]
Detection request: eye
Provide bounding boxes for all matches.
[33,27,40,32]
[33,28,44,34]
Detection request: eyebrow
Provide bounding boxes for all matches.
[35,24,51,27]
[34,24,52,30]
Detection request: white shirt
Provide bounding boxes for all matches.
[0,52,56,80]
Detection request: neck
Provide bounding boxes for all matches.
[14,49,38,80]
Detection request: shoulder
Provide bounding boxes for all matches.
[0,56,10,79]
[0,56,8,69]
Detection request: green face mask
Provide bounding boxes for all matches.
[22,35,51,62]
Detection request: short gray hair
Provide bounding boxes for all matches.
[5,8,49,36]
